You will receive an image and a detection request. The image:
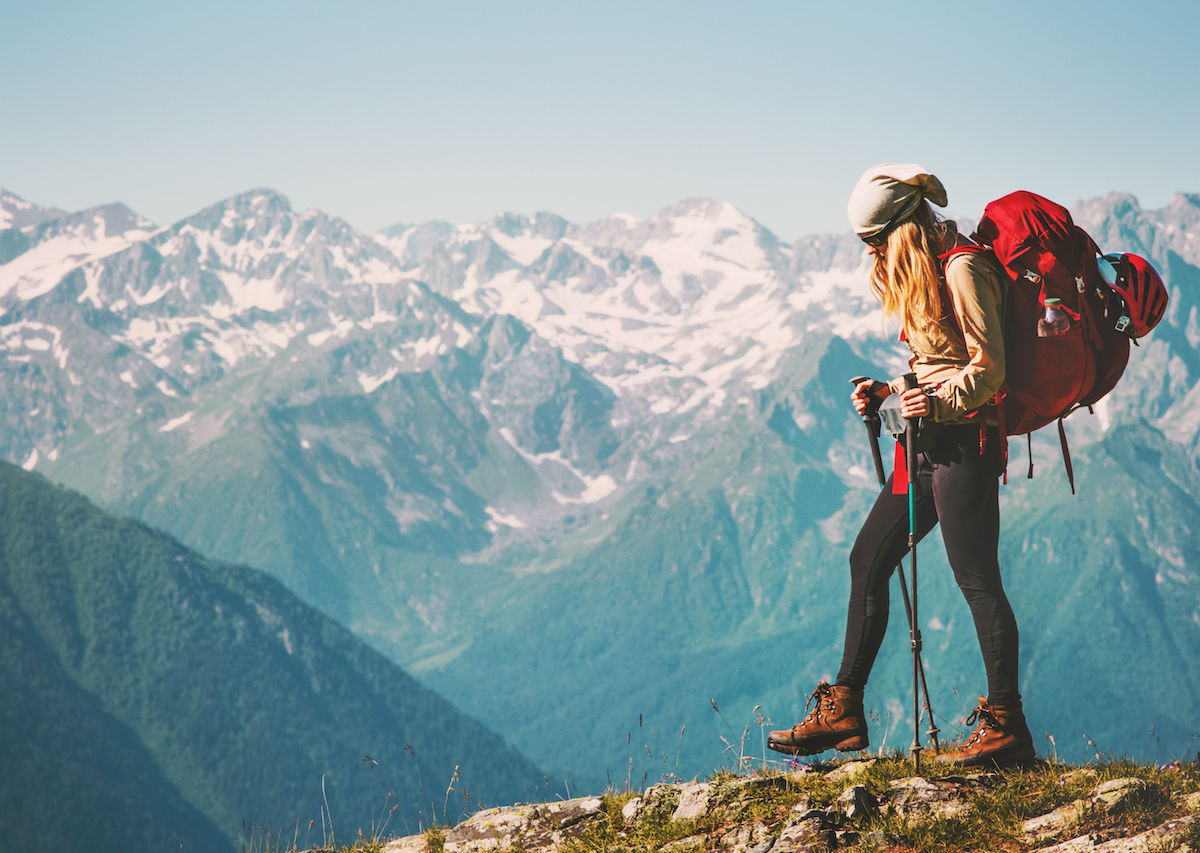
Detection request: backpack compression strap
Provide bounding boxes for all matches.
[1057,418,1076,495]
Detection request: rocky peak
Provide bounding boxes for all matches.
[0,187,69,231]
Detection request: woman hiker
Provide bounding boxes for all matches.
[767,163,1035,767]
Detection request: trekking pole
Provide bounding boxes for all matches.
[902,372,924,773]
[849,378,941,759]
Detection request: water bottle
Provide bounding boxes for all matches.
[1037,298,1071,337]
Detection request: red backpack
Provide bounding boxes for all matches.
[946,191,1161,491]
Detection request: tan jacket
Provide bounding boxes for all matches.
[886,250,1007,423]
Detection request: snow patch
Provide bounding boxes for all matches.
[488,231,553,266]
[0,226,153,301]
[307,315,356,347]
[358,366,399,393]
[216,271,287,313]
[160,411,194,432]
[486,506,527,529]
[497,427,618,504]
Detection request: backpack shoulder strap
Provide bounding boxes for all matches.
[938,243,993,270]
[939,244,988,259]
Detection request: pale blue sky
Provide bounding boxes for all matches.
[4,0,1197,239]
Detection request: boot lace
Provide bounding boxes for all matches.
[799,681,836,726]
[962,700,1001,748]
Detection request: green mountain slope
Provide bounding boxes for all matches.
[0,581,228,852]
[0,462,543,852]
[1001,424,1200,754]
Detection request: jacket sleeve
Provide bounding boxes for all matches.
[927,254,1006,421]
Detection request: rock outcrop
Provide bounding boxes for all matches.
[378,759,1200,853]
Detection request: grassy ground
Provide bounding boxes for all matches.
[244,755,1200,853]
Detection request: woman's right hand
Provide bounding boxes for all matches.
[851,379,891,415]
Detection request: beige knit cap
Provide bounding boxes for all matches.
[846,163,947,238]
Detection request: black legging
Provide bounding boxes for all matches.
[835,424,1021,707]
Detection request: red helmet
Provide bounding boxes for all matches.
[1098,253,1168,338]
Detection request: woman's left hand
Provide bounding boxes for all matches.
[899,387,931,419]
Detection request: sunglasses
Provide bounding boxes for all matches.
[860,220,898,247]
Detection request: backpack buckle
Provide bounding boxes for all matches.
[1115,314,1131,333]
[1023,270,1041,283]
[1075,275,1086,293]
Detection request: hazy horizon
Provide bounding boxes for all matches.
[5,0,1197,240]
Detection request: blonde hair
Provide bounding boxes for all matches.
[869,202,949,335]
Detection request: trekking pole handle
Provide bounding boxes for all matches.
[902,373,919,487]
[849,376,887,419]
[850,376,887,486]
[902,373,920,424]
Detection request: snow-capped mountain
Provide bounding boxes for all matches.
[0,188,68,233]
[4,184,1200,786]
[0,200,153,300]
[1,186,891,510]
[6,182,1199,556]
[378,198,881,423]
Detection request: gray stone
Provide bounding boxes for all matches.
[886,776,973,820]
[1090,815,1196,852]
[672,781,712,820]
[718,820,774,853]
[621,795,644,824]
[824,758,879,783]
[789,807,829,823]
[381,835,429,853]
[1036,814,1196,853]
[431,796,602,852]
[1022,799,1086,842]
[786,796,828,823]
[1090,778,1149,811]
[440,804,537,852]
[1034,834,1103,853]
[1024,777,1153,843]
[773,815,834,853]
[536,795,604,829]
[837,784,878,820]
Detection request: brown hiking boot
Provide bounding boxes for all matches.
[937,696,1036,767]
[768,681,868,756]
